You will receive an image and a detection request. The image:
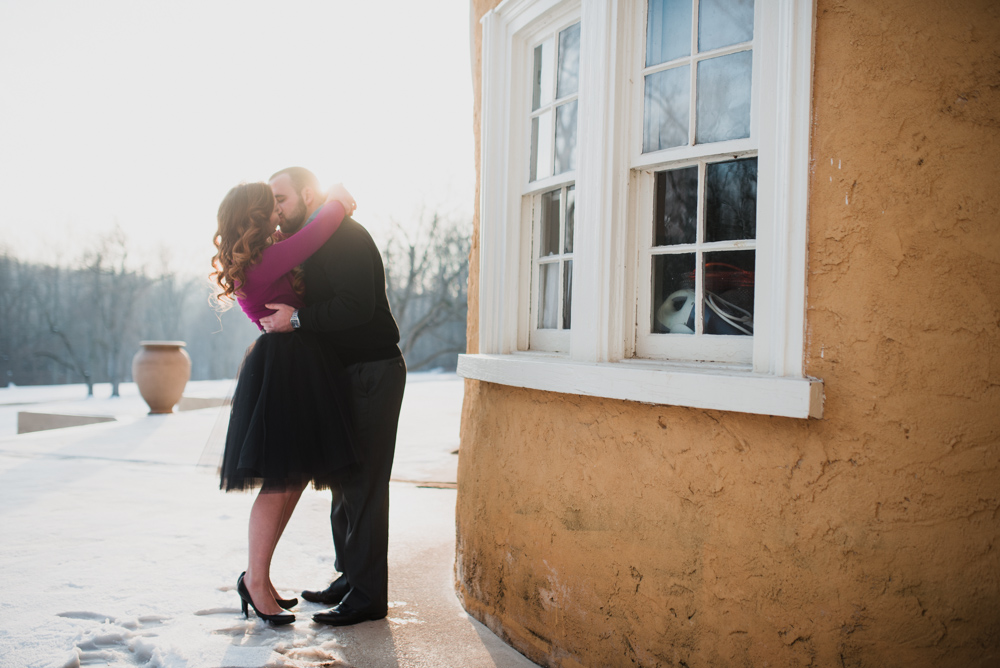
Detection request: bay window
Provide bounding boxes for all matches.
[462,0,823,419]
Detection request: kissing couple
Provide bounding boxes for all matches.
[210,167,406,626]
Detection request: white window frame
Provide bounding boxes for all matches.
[460,0,823,419]
[522,15,582,353]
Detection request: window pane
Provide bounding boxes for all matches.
[540,189,561,256]
[654,166,698,246]
[699,0,754,52]
[532,39,554,111]
[530,110,553,181]
[646,0,692,67]
[538,262,560,329]
[696,50,752,144]
[643,65,690,153]
[706,158,757,242]
[564,186,575,253]
[557,23,581,99]
[562,260,573,329]
[652,253,696,334]
[703,250,754,336]
[554,100,578,175]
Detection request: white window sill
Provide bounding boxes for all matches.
[457,353,823,419]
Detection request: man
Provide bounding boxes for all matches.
[260,166,406,626]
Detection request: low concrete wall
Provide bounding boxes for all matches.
[176,396,229,411]
[17,412,116,434]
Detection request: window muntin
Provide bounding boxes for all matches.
[642,0,755,154]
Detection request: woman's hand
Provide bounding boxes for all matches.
[326,183,357,217]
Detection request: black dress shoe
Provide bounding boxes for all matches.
[301,575,350,605]
[312,602,387,627]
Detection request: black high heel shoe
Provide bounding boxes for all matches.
[237,572,295,625]
[276,596,298,610]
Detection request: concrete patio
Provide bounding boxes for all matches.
[0,375,537,668]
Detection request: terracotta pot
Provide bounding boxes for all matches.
[132,341,191,414]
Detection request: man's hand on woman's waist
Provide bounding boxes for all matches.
[261,303,297,333]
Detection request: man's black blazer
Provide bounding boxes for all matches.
[297,216,401,366]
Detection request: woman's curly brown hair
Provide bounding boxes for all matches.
[210,182,280,304]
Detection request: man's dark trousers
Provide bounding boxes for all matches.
[332,355,406,614]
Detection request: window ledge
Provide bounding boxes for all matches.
[457,353,823,419]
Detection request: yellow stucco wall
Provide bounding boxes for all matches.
[458,1,1000,666]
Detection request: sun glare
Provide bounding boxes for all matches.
[0,0,474,276]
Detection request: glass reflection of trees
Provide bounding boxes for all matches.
[643,66,690,152]
[654,167,698,246]
[696,51,752,144]
[706,157,756,242]
[646,0,691,67]
[555,100,578,174]
[699,0,755,52]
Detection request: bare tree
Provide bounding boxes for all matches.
[84,227,150,397]
[31,264,100,395]
[382,213,469,371]
[143,249,196,341]
[1,253,258,387]
[0,253,28,386]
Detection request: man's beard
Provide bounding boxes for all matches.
[281,198,309,234]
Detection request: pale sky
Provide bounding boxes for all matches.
[0,0,475,276]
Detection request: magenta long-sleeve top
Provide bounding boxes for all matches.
[236,200,346,330]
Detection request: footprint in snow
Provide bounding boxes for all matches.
[194,606,241,616]
[56,611,117,622]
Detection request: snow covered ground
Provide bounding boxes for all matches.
[0,373,534,668]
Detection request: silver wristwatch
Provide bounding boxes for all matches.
[290,309,301,329]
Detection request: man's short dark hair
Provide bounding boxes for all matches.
[269,166,321,196]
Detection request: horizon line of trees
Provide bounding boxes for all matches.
[0,214,469,393]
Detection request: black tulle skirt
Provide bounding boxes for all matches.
[219,331,358,492]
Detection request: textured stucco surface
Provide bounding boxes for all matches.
[457,0,1000,666]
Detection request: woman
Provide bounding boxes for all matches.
[211,181,357,625]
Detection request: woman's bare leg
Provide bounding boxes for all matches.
[267,484,306,601]
[244,489,296,616]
